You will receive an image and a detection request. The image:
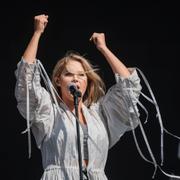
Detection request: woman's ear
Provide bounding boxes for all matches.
[55,77,61,87]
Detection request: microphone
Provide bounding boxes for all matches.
[67,83,82,97]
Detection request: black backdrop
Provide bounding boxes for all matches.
[1,1,180,180]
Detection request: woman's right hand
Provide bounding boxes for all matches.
[22,14,48,63]
[34,14,48,34]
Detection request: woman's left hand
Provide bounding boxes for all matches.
[90,32,107,51]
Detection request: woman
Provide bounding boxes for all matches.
[15,14,142,180]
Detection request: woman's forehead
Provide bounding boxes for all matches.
[66,60,85,72]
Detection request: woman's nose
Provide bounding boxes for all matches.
[72,74,78,81]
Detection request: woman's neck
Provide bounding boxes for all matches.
[65,99,87,125]
[65,99,83,112]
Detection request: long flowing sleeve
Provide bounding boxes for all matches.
[14,58,54,148]
[90,68,142,148]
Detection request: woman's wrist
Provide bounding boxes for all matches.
[33,31,42,38]
[98,45,109,53]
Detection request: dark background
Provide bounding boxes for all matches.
[1,1,180,180]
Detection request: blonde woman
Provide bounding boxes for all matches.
[15,14,141,180]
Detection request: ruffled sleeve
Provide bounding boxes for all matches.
[91,68,142,148]
[14,58,55,149]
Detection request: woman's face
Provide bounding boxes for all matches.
[59,60,88,103]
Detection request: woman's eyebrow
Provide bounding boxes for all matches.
[63,68,99,74]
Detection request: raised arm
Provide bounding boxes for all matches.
[90,33,142,148]
[23,14,48,64]
[90,32,130,78]
[15,14,55,149]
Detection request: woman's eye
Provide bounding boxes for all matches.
[79,73,85,76]
[63,72,86,78]
[64,72,73,76]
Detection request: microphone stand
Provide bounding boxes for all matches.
[73,90,84,180]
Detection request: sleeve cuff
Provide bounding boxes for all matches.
[115,68,139,83]
[21,57,37,64]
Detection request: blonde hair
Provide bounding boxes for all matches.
[52,51,106,107]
